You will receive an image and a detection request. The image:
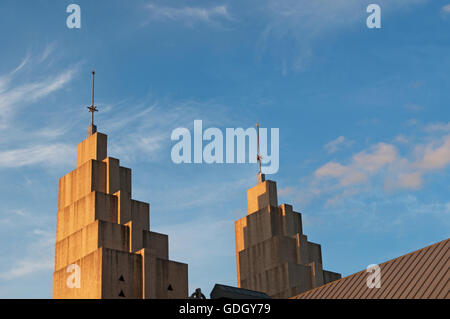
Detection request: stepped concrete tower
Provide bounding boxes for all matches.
[234,172,341,298]
[53,72,188,299]
[52,132,188,298]
[234,123,340,298]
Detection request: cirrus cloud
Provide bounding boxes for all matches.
[441,4,450,16]
[145,3,232,27]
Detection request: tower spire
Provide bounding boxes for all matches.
[256,122,265,183]
[87,70,98,136]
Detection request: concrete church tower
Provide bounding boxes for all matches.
[235,173,341,298]
[52,72,188,299]
[52,132,188,298]
[234,123,340,298]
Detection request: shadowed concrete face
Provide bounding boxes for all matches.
[235,174,341,299]
[53,132,188,299]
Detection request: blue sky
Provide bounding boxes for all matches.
[0,0,449,298]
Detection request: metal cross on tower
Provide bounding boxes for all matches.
[256,122,265,183]
[256,122,262,174]
[87,70,98,136]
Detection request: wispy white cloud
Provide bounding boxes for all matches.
[0,60,77,127]
[278,186,295,197]
[34,126,70,140]
[315,135,450,195]
[385,135,450,190]
[404,103,424,112]
[146,174,254,215]
[441,4,450,15]
[316,142,397,186]
[0,143,75,168]
[0,228,54,280]
[0,48,80,169]
[103,97,233,164]
[324,136,353,154]
[39,43,56,63]
[11,55,30,74]
[416,135,450,170]
[425,122,450,133]
[257,0,427,73]
[262,0,427,37]
[146,3,232,27]
[313,192,450,235]
[0,258,53,280]
[288,132,450,207]
[394,135,409,144]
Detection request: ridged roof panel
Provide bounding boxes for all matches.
[293,238,449,299]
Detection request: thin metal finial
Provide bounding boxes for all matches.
[256,121,262,175]
[91,70,95,108]
[87,70,98,134]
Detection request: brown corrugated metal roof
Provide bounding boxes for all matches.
[293,238,449,299]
